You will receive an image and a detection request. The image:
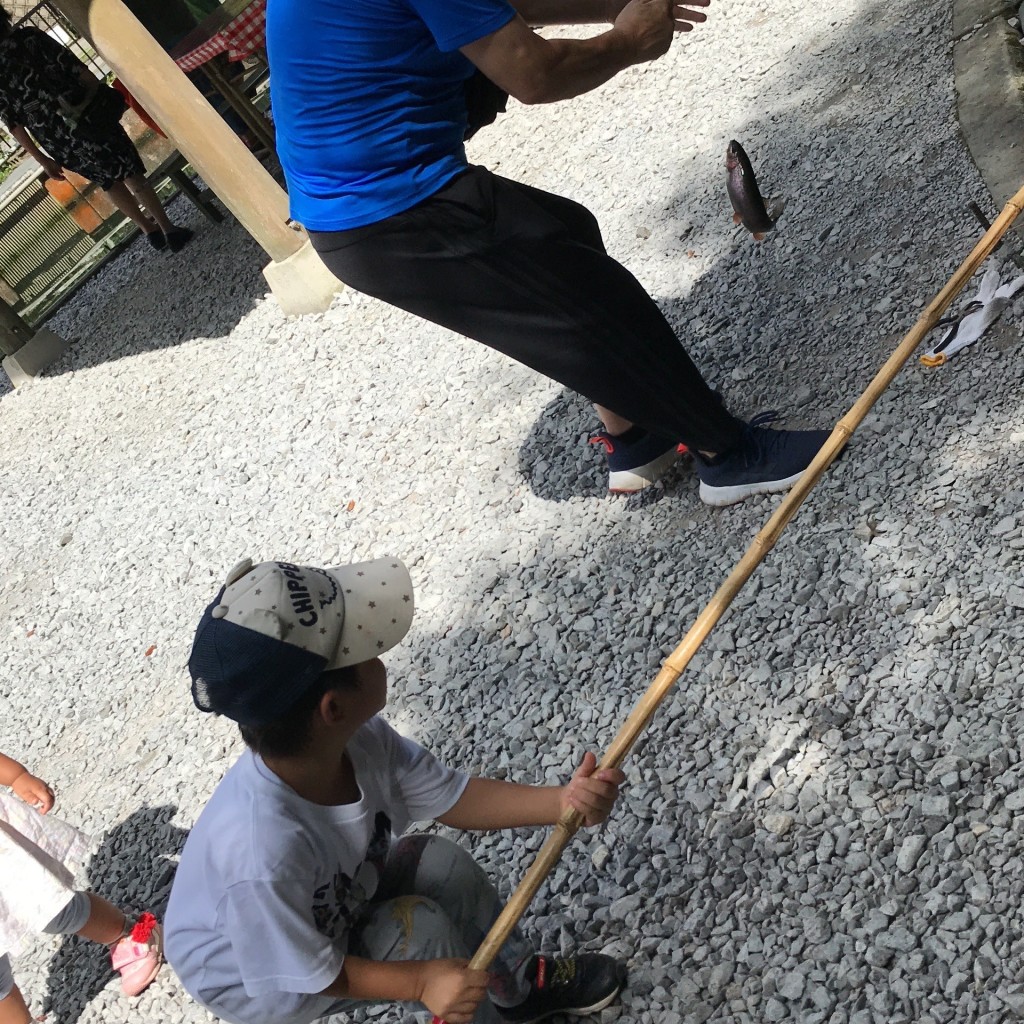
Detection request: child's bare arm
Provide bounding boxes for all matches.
[439,778,562,829]
[0,751,28,787]
[438,752,624,830]
[0,751,55,812]
[320,955,488,1024]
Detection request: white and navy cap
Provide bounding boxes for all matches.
[189,557,414,726]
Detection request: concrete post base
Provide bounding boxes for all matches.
[2,329,69,387]
[262,240,344,316]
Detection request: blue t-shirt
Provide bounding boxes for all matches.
[267,0,516,231]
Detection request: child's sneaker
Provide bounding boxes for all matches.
[589,429,683,494]
[111,913,163,996]
[497,954,626,1023]
[693,412,832,507]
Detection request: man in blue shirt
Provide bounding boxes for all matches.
[267,0,832,506]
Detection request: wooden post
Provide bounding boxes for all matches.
[0,298,69,385]
[52,0,298,263]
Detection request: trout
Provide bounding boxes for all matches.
[726,140,774,240]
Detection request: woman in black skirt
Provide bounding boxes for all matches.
[0,7,191,252]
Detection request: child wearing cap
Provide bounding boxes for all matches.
[165,557,628,1024]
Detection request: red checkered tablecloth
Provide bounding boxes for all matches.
[175,0,267,73]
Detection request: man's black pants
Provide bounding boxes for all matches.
[309,165,745,453]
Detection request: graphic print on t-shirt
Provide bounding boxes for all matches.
[311,812,391,942]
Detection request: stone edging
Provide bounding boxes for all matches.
[953,0,1024,235]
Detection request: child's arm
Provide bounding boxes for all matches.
[0,751,55,813]
[320,955,488,1024]
[438,752,624,831]
[0,751,28,787]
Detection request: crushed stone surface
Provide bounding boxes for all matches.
[3,1,1024,1022]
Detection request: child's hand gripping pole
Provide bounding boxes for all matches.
[430,173,1024,1024]
[430,804,590,1024]
[430,754,621,1024]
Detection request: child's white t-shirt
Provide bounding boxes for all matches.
[164,715,468,1024]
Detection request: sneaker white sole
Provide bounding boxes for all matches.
[699,468,806,507]
[510,983,624,1024]
[564,985,623,1017]
[608,448,681,494]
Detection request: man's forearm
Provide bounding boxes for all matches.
[524,31,637,102]
[511,0,613,26]
[463,20,635,105]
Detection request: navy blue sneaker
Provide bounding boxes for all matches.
[693,412,831,506]
[590,429,683,494]
[497,954,627,1024]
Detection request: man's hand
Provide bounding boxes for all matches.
[606,0,707,29]
[417,959,489,1024]
[610,0,674,63]
[560,752,625,826]
[671,0,709,32]
[12,771,55,814]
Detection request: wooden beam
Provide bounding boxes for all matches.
[52,0,301,263]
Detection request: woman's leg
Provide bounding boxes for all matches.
[123,175,176,234]
[309,167,744,456]
[101,181,158,234]
[594,406,633,436]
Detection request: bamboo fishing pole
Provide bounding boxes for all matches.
[432,180,1024,1022]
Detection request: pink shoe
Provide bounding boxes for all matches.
[111,913,163,996]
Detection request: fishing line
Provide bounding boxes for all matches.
[432,176,1024,1024]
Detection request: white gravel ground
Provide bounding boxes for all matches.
[3,0,1024,1022]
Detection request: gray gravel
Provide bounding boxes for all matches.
[3,0,1024,1022]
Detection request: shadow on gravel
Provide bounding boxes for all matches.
[32,204,268,382]
[517,386,698,503]
[517,388,605,500]
[639,0,995,441]
[42,803,186,1024]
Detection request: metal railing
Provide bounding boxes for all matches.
[15,1,112,81]
[0,170,97,310]
[0,131,19,184]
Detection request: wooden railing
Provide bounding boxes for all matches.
[0,172,98,316]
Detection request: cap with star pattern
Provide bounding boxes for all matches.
[189,557,414,726]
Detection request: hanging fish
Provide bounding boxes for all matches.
[726,140,775,241]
